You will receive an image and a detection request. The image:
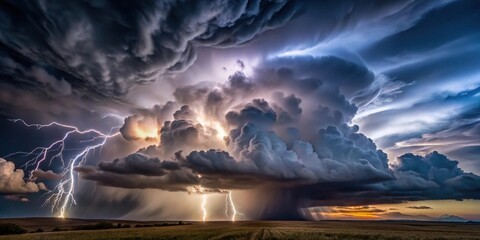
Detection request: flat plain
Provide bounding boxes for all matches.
[0,218,479,240]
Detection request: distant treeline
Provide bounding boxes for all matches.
[0,223,27,235]
[72,222,131,230]
[134,221,190,228]
[0,221,191,235]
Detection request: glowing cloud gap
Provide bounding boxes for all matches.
[5,119,120,218]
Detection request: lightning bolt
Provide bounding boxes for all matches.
[201,194,208,222]
[192,181,243,222]
[193,177,210,222]
[225,191,241,222]
[4,119,121,218]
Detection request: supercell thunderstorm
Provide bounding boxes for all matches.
[0,0,479,221]
[4,57,479,220]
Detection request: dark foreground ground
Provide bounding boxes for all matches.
[1,218,479,240]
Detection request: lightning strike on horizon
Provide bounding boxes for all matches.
[201,194,208,222]
[193,177,210,222]
[225,191,240,222]
[225,193,230,218]
[4,119,120,218]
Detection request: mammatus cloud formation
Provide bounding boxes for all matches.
[0,0,301,97]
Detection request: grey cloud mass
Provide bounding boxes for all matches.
[78,56,480,210]
[0,0,301,97]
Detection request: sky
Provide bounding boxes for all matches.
[0,0,479,221]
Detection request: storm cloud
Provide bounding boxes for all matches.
[78,55,480,212]
[0,0,301,97]
[1,0,479,221]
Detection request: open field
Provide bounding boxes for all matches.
[0,219,479,240]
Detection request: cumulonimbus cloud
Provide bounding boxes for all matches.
[77,55,480,212]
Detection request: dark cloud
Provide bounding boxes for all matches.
[173,83,213,105]
[98,153,180,177]
[26,67,72,96]
[264,56,375,99]
[226,99,277,127]
[183,149,479,207]
[407,206,432,210]
[379,212,467,222]
[226,0,446,57]
[395,152,463,183]
[173,105,197,121]
[160,120,200,154]
[31,169,63,181]
[271,92,302,124]
[333,150,480,204]
[76,166,195,192]
[366,152,479,204]
[75,153,199,192]
[0,0,301,98]
[78,139,480,217]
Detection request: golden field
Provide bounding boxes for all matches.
[0,219,479,240]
